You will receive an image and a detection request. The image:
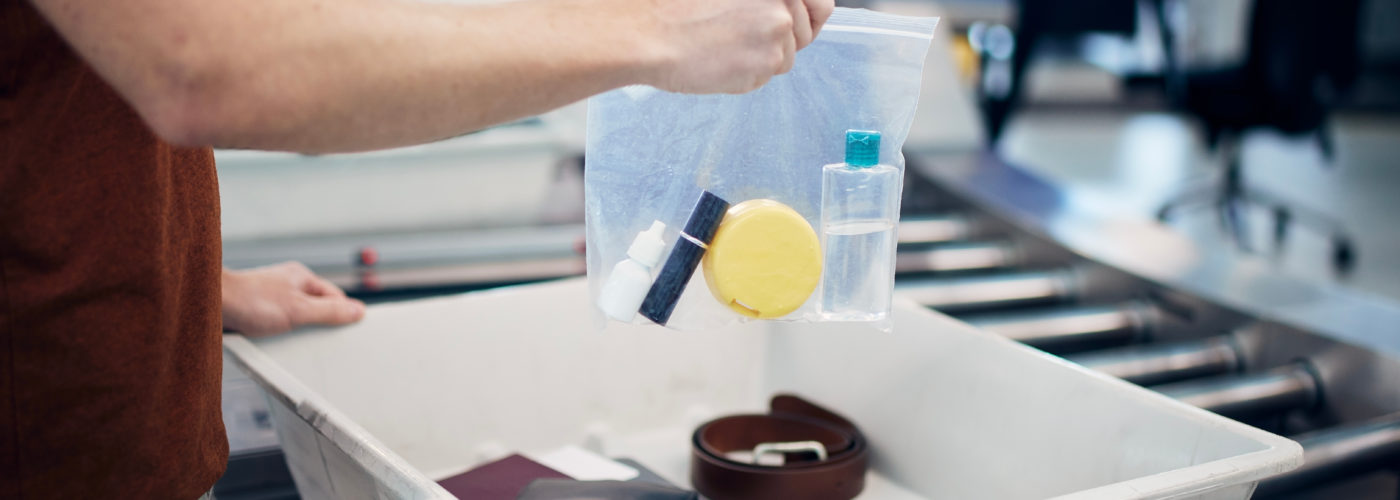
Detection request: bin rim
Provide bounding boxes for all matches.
[224,334,458,500]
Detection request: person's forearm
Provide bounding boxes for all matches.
[33,0,662,153]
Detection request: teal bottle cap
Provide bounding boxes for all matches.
[845,129,881,167]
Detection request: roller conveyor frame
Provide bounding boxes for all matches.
[900,152,1400,498]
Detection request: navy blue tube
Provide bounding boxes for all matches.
[682,191,728,242]
[640,238,706,325]
[639,191,730,325]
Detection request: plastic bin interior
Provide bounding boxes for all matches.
[223,278,1300,500]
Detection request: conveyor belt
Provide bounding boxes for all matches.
[898,154,1400,497]
[898,155,1400,498]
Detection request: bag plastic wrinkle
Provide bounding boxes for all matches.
[585,8,939,332]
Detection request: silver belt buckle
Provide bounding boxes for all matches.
[750,440,828,466]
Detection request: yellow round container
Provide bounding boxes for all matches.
[702,199,822,319]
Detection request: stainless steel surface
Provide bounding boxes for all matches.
[896,214,976,245]
[909,152,1400,358]
[1229,324,1400,430]
[223,224,585,292]
[1071,335,1242,387]
[962,303,1151,354]
[894,241,1019,274]
[225,223,582,270]
[1159,363,1321,421]
[1255,413,1400,497]
[327,256,585,291]
[995,108,1400,310]
[895,270,1076,313]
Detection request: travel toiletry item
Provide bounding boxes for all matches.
[819,130,900,322]
[639,191,729,325]
[597,221,668,322]
[702,199,822,319]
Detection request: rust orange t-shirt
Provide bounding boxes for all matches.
[1,1,229,498]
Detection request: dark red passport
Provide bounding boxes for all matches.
[436,454,571,499]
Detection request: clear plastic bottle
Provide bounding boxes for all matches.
[820,130,900,322]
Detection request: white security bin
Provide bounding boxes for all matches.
[223,279,1301,499]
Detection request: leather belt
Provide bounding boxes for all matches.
[690,394,869,500]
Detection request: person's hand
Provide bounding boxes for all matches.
[642,0,836,94]
[222,262,366,337]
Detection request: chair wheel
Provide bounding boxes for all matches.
[1332,237,1356,273]
[1272,207,1290,246]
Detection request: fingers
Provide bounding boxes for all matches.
[303,275,348,298]
[275,260,313,275]
[805,0,835,37]
[778,25,797,75]
[768,0,796,80]
[277,260,364,328]
[649,0,830,94]
[291,295,367,328]
[278,259,345,298]
[728,74,770,95]
[787,0,814,51]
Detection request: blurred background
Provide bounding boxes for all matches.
[943,0,1400,297]
[219,0,1400,302]
[215,0,1400,499]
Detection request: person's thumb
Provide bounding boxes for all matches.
[292,296,367,327]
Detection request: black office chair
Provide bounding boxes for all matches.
[977,0,1150,142]
[1156,0,1363,272]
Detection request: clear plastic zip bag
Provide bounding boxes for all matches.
[585,8,939,332]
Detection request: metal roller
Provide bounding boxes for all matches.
[1070,335,1241,386]
[223,223,586,292]
[962,303,1154,354]
[895,270,1076,314]
[1157,363,1321,421]
[1254,412,1400,497]
[895,241,1019,274]
[897,215,975,245]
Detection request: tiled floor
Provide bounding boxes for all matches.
[997,109,1400,303]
